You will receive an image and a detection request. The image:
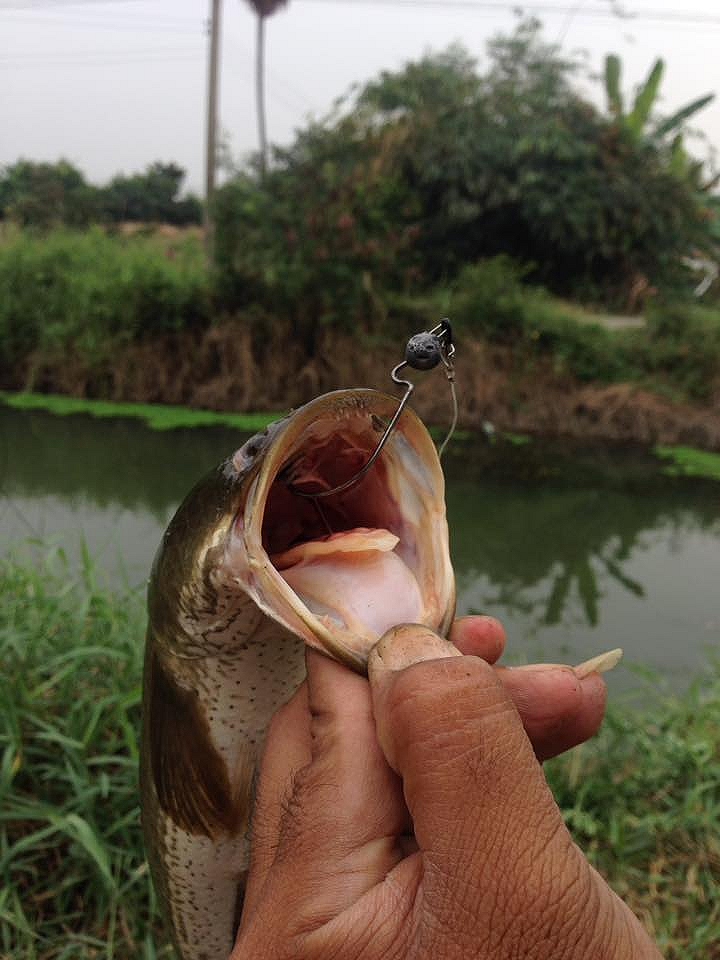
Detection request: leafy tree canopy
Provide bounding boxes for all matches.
[0,159,202,228]
[214,18,717,329]
[0,159,97,228]
[100,162,202,225]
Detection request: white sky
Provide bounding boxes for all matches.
[2,0,720,194]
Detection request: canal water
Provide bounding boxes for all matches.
[1,404,718,694]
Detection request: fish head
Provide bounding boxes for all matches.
[149,388,455,672]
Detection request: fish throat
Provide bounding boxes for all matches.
[233,393,454,672]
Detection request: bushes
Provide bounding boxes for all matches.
[0,558,166,958]
[0,159,202,228]
[212,122,421,348]
[213,23,714,322]
[1,227,717,409]
[642,300,720,400]
[447,257,720,397]
[448,257,537,341]
[0,228,210,369]
[547,678,720,958]
[448,257,628,380]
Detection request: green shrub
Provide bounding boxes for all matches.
[547,675,720,958]
[524,311,636,382]
[0,159,202,228]
[0,228,210,368]
[213,22,713,324]
[212,131,420,349]
[447,257,537,341]
[642,301,720,400]
[447,257,630,381]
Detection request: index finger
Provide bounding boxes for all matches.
[449,615,506,661]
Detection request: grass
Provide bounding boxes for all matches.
[547,676,720,958]
[0,391,282,433]
[0,554,170,959]
[1,557,718,958]
[446,258,720,404]
[655,445,720,482]
[0,227,210,369]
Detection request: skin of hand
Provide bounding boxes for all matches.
[233,617,661,960]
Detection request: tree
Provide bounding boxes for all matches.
[0,159,98,228]
[214,21,717,323]
[98,163,202,224]
[242,0,289,175]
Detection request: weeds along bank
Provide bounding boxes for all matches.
[1,227,719,450]
[0,557,718,959]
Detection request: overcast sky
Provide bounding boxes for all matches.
[2,0,719,194]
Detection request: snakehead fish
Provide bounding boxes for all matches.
[140,388,456,960]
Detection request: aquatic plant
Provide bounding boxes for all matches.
[0,390,280,432]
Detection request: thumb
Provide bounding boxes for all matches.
[368,622,549,800]
[368,624,585,950]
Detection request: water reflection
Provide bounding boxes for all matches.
[0,405,233,516]
[443,445,720,680]
[1,405,718,683]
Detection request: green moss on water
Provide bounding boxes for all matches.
[0,391,282,432]
[655,445,720,482]
[502,432,532,446]
[428,426,472,443]
[0,391,475,440]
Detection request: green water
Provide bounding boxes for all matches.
[1,404,718,692]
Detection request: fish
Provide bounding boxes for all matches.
[140,388,456,960]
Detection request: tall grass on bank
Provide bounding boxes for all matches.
[547,683,720,958]
[0,227,210,370]
[1,229,719,410]
[0,557,170,959]
[1,558,719,958]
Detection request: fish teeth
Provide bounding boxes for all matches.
[573,648,623,678]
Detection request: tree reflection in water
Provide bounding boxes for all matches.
[445,442,720,634]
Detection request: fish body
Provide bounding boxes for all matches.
[140,389,455,959]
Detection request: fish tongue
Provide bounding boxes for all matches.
[271,527,424,639]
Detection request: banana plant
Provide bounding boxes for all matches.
[604,53,714,149]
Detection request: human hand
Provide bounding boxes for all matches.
[233,620,660,960]
[444,615,610,762]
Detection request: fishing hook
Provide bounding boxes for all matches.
[292,319,458,500]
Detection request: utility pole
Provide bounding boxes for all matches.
[256,12,267,176]
[204,0,221,256]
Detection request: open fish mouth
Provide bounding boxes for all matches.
[228,389,455,672]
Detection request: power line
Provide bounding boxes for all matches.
[0,54,202,65]
[5,15,202,31]
[5,0,720,25]
[0,47,203,65]
[1,1,146,7]
[297,0,720,27]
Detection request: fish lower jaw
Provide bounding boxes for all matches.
[275,526,426,654]
[233,525,440,672]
